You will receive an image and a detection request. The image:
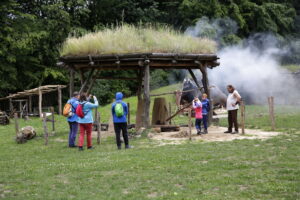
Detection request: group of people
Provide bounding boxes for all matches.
[65,84,241,150]
[66,92,131,150]
[192,84,241,134]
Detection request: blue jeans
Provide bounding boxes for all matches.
[68,121,78,147]
[202,114,208,130]
[195,118,202,131]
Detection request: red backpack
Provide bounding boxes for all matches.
[76,102,87,118]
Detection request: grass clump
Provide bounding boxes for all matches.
[60,25,217,56]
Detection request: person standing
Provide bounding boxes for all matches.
[112,92,131,150]
[201,93,210,134]
[192,97,203,135]
[67,91,80,148]
[77,93,99,151]
[224,85,241,134]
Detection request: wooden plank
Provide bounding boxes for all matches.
[39,88,42,118]
[96,111,101,145]
[69,67,75,98]
[165,103,192,122]
[43,112,49,145]
[143,62,150,128]
[58,86,62,115]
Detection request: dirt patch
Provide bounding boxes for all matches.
[150,126,283,145]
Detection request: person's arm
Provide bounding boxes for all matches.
[233,91,241,104]
[86,96,99,109]
[123,102,128,116]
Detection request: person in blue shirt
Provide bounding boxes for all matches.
[67,92,80,148]
[77,93,99,151]
[201,93,210,134]
[111,92,131,150]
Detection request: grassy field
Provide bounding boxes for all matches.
[1,84,299,199]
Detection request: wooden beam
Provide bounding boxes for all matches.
[143,61,150,128]
[69,67,75,98]
[188,69,203,93]
[93,76,138,80]
[79,68,95,93]
[58,86,62,115]
[39,88,42,118]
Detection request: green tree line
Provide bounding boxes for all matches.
[0,0,299,103]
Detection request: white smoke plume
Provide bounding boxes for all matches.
[185,17,300,104]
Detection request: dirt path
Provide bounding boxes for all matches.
[149,126,283,145]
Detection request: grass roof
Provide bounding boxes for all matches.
[60,25,217,57]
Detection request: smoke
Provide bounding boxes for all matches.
[185,17,300,104]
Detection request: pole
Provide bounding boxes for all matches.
[240,100,245,134]
[69,68,75,98]
[43,112,49,145]
[143,61,150,128]
[188,108,192,141]
[268,96,275,131]
[51,107,55,135]
[58,86,62,115]
[96,111,101,145]
[39,88,42,118]
[14,113,19,137]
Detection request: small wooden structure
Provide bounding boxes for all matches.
[0,85,66,117]
[58,53,219,128]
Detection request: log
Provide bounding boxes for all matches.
[58,86,62,115]
[143,62,150,128]
[152,98,169,125]
[39,88,42,118]
[50,107,55,135]
[268,97,275,131]
[160,125,180,132]
[43,112,49,145]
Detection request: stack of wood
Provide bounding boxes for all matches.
[16,126,36,144]
[0,111,9,125]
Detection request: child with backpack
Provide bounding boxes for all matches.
[192,97,203,135]
[111,92,131,150]
[64,91,80,148]
[201,93,210,134]
[76,93,99,151]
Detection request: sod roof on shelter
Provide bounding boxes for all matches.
[60,25,217,57]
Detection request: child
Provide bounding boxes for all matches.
[192,97,203,135]
[201,93,210,134]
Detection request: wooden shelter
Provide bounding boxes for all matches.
[0,85,66,117]
[58,53,219,128]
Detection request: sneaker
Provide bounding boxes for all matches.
[69,145,77,148]
[78,147,84,151]
[204,130,208,134]
[117,146,121,150]
[87,146,94,150]
[125,145,133,149]
[224,131,232,134]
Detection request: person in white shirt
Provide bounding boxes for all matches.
[224,85,241,134]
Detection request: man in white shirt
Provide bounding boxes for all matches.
[224,85,241,134]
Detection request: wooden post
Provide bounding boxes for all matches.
[96,111,101,145]
[58,86,62,115]
[240,100,245,134]
[79,68,95,93]
[169,102,172,125]
[43,112,49,145]
[136,69,144,129]
[50,107,55,135]
[188,108,192,141]
[9,97,13,113]
[28,95,32,114]
[69,68,75,98]
[143,61,150,128]
[127,103,130,125]
[14,113,19,136]
[268,96,275,131]
[39,88,42,118]
[199,64,212,125]
[19,101,22,117]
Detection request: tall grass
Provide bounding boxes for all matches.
[60,25,217,56]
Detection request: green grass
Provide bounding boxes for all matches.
[60,24,217,56]
[0,115,300,199]
[282,64,300,72]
